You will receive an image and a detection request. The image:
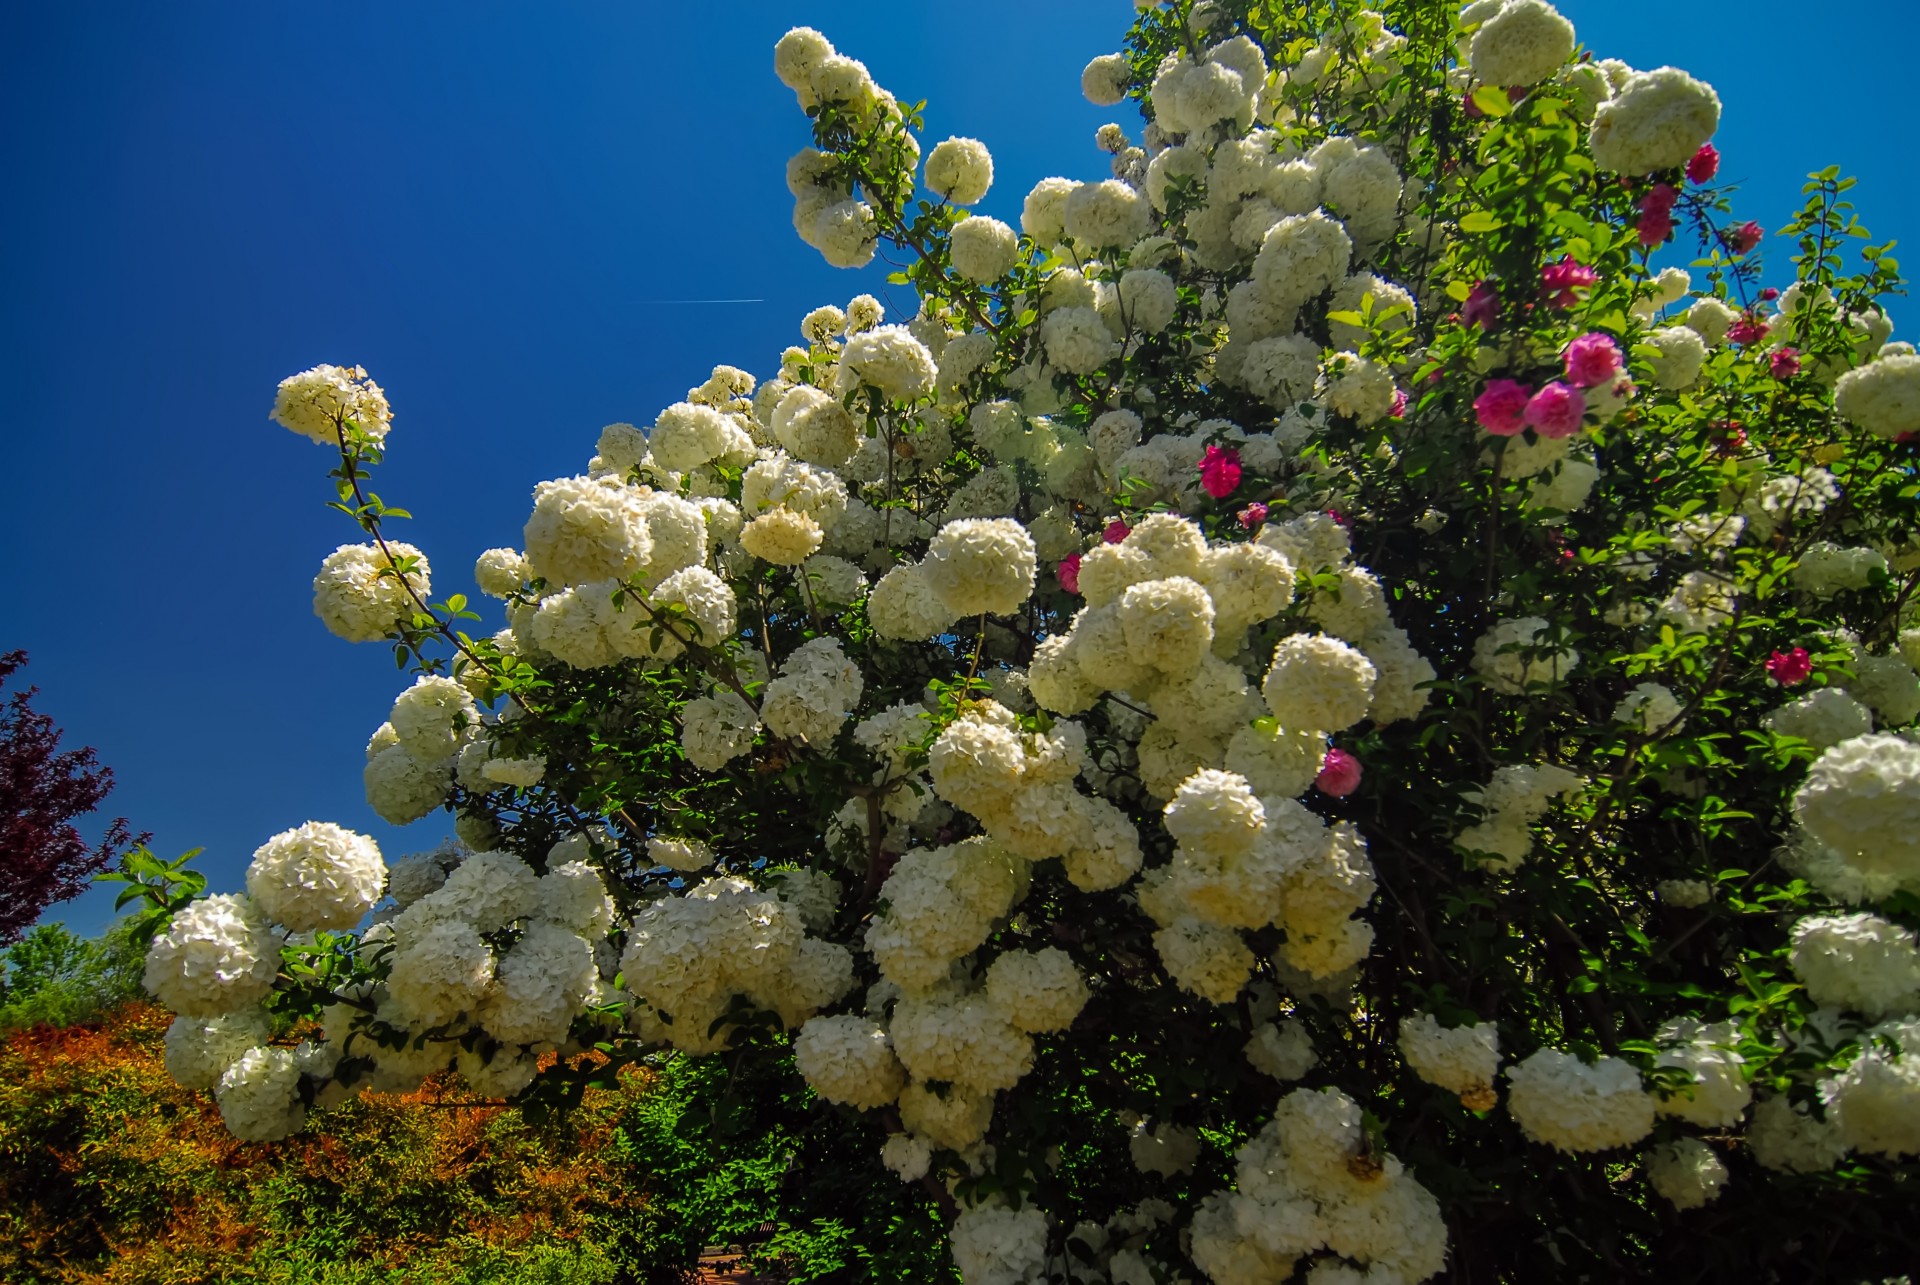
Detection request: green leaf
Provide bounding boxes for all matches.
[1459,210,1504,234]
[1470,85,1512,118]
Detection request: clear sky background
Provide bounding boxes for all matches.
[6,2,1913,936]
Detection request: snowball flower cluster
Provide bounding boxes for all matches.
[245,821,386,932]
[143,893,280,1018]
[271,363,392,445]
[1505,1049,1655,1152]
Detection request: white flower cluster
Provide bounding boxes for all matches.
[1399,1013,1501,1109]
[1455,762,1584,870]
[271,363,392,446]
[1190,1087,1448,1284]
[312,542,429,643]
[1505,1048,1655,1153]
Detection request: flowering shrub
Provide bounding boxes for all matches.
[144,0,1920,1278]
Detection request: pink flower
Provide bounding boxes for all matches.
[1642,184,1679,215]
[1315,748,1363,797]
[1686,144,1720,185]
[1103,519,1131,544]
[1473,379,1532,436]
[1540,256,1597,307]
[1199,444,1243,499]
[1724,221,1763,255]
[1237,502,1269,530]
[1326,508,1351,527]
[1058,554,1082,595]
[1461,280,1500,330]
[1637,209,1674,247]
[1390,388,1409,419]
[1563,332,1623,388]
[1727,313,1770,347]
[1759,287,1780,302]
[1770,347,1802,379]
[1524,381,1587,438]
[1766,648,1812,687]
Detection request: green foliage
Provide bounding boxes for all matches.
[0,919,145,1031]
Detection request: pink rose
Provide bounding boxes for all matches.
[1103,520,1131,544]
[1058,554,1082,595]
[1637,209,1674,247]
[1237,502,1269,530]
[1770,347,1802,379]
[1461,280,1500,331]
[1473,379,1532,436]
[1724,221,1763,255]
[1686,144,1719,184]
[1563,332,1622,388]
[1198,445,1243,499]
[1524,381,1587,439]
[1540,256,1597,307]
[1315,748,1363,797]
[1766,648,1811,687]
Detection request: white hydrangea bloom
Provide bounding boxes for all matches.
[1834,352,1920,440]
[1254,210,1351,313]
[478,918,596,1045]
[1645,1137,1729,1210]
[1245,1018,1319,1081]
[950,1204,1049,1285]
[1471,616,1578,693]
[1469,0,1575,87]
[836,324,938,402]
[985,948,1089,1033]
[1790,913,1920,1019]
[1641,325,1708,390]
[1613,682,1683,734]
[1821,1017,1920,1157]
[164,1008,270,1092]
[1131,1119,1202,1176]
[1263,633,1378,732]
[473,547,530,598]
[925,136,993,205]
[216,1045,308,1142]
[794,1013,907,1109]
[144,893,279,1018]
[1654,1018,1751,1127]
[763,637,863,746]
[271,363,391,445]
[1021,176,1077,246]
[538,861,615,937]
[385,914,495,1028]
[313,542,429,643]
[1794,733,1920,888]
[681,690,761,771]
[950,215,1021,284]
[1746,1092,1848,1173]
[389,675,478,763]
[1063,178,1152,248]
[364,744,453,825]
[1589,66,1721,175]
[1506,1049,1654,1152]
[245,821,386,933]
[1400,1013,1501,1106]
[523,474,655,587]
[923,518,1037,617]
[1041,305,1119,374]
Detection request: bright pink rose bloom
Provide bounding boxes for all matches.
[1103,519,1131,544]
[1641,183,1679,216]
[1766,648,1812,687]
[1770,347,1802,379]
[1637,209,1674,246]
[1389,388,1409,419]
[1563,332,1623,387]
[1237,501,1269,530]
[1473,379,1532,436]
[1315,748,1363,797]
[1759,287,1780,302]
[1461,280,1500,330]
[1540,256,1597,307]
[1199,445,1243,499]
[1327,508,1350,527]
[1058,554,1082,595]
[1727,313,1769,347]
[1524,381,1587,439]
[1724,221,1763,254]
[1686,144,1719,184]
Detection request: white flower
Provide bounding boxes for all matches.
[1822,1017,1920,1157]
[389,675,477,763]
[144,893,280,1018]
[1469,0,1575,87]
[925,136,993,205]
[1794,733,1920,888]
[771,385,860,469]
[950,1205,1049,1285]
[312,542,429,643]
[1472,616,1578,693]
[1506,1048,1655,1153]
[1113,267,1179,335]
[1021,176,1077,246]
[881,1132,933,1181]
[795,1014,907,1109]
[1657,878,1712,908]
[1641,325,1708,390]
[923,518,1037,617]
[1082,53,1130,106]
[984,948,1089,1033]
[1790,913,1920,1019]
[1834,352,1920,440]
[1589,66,1721,175]
[1317,353,1397,425]
[1400,1013,1500,1105]
[1254,211,1352,313]
[216,1046,307,1142]
[473,548,529,598]
[762,637,863,746]
[386,914,494,1028]
[1131,1119,1202,1176]
[1765,687,1873,751]
[1063,179,1152,248]
[741,507,824,565]
[1655,1019,1751,1127]
[1613,682,1683,734]
[420,849,541,931]
[1154,916,1253,1003]
[1245,1019,1319,1081]
[836,324,938,402]
[164,1008,270,1092]
[271,363,391,445]
[809,198,878,268]
[364,744,453,825]
[1263,633,1378,732]
[523,474,655,587]
[1645,1137,1728,1210]
[950,215,1021,283]
[246,821,386,933]
[1041,305,1119,374]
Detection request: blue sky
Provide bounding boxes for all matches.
[6,2,1912,936]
